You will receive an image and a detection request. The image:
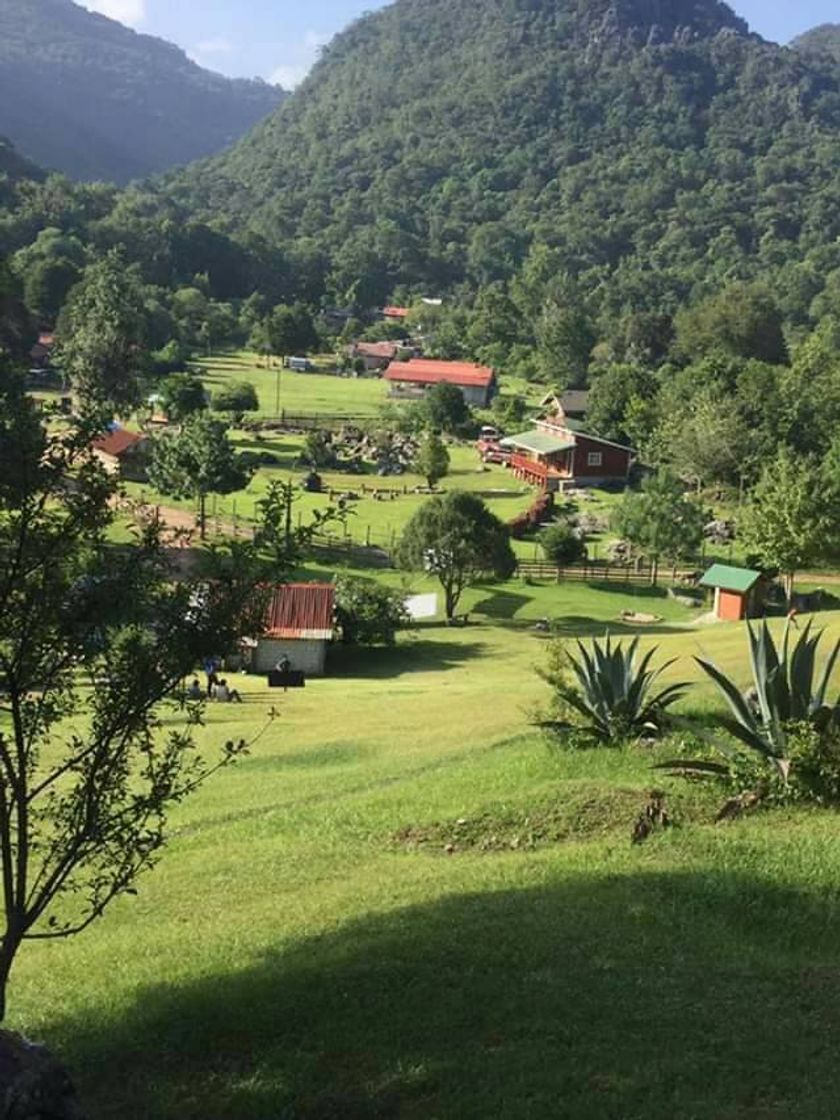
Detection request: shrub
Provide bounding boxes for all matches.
[539,519,585,566]
[697,620,840,778]
[212,380,259,415]
[334,576,410,645]
[658,622,840,811]
[537,635,689,744]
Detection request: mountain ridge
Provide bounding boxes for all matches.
[167,0,840,321]
[0,0,285,184]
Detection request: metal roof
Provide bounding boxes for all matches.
[384,359,495,388]
[500,430,576,455]
[699,564,762,594]
[264,583,335,640]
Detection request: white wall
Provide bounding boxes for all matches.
[254,638,328,676]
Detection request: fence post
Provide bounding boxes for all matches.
[365,525,371,547]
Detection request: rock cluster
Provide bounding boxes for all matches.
[0,1032,87,1120]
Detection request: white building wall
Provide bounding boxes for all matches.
[254,638,328,676]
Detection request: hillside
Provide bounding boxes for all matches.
[793,23,840,63]
[0,0,285,184]
[168,0,840,327]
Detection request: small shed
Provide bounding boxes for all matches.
[91,429,149,480]
[699,564,762,622]
[254,583,335,676]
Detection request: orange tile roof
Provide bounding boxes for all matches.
[265,582,335,640]
[384,359,495,389]
[92,430,144,458]
[382,306,409,319]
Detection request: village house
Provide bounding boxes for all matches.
[91,429,149,480]
[29,332,56,371]
[546,389,590,422]
[500,402,633,490]
[384,358,497,408]
[253,582,336,676]
[382,305,410,322]
[348,340,401,373]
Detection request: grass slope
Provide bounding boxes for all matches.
[13,599,840,1118]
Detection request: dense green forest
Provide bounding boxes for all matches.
[792,23,840,63]
[0,0,284,183]
[4,0,840,501]
[165,0,840,337]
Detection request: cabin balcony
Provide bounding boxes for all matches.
[509,452,567,488]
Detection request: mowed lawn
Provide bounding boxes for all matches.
[13,585,840,1120]
[200,351,389,417]
[127,436,546,554]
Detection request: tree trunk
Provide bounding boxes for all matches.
[0,934,21,1024]
[198,493,207,541]
[444,583,458,621]
[785,571,795,609]
[650,557,659,587]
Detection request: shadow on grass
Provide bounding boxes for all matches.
[50,870,840,1119]
[472,590,532,620]
[546,616,692,637]
[327,640,488,679]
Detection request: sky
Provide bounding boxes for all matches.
[81,0,840,88]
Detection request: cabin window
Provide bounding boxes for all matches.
[587,451,603,467]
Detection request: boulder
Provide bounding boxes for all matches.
[0,1031,87,1119]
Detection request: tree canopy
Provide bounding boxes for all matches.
[397,491,516,620]
[147,416,252,538]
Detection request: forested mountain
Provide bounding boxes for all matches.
[793,24,840,64]
[0,0,285,184]
[167,0,840,335]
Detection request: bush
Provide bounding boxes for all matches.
[212,380,259,415]
[334,576,410,645]
[539,519,585,566]
[537,635,689,744]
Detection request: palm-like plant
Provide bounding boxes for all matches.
[695,621,840,779]
[539,634,689,743]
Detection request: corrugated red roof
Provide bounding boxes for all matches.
[383,306,409,319]
[265,583,335,640]
[92,430,144,458]
[384,359,495,389]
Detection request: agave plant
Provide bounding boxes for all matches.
[695,621,840,779]
[538,634,689,743]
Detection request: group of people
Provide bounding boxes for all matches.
[182,657,245,703]
[185,676,243,703]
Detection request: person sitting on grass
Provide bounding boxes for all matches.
[185,678,203,701]
[214,678,242,703]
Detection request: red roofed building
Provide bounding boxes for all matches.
[348,340,400,372]
[382,306,409,320]
[384,359,497,407]
[254,583,336,676]
[29,332,56,369]
[500,402,633,491]
[91,429,149,480]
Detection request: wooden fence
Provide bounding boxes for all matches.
[516,559,701,584]
[248,412,372,432]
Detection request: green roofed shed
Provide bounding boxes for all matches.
[699,564,762,621]
[499,430,576,455]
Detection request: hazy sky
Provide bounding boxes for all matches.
[82,0,840,88]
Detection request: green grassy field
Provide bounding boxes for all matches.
[127,437,553,555]
[200,352,389,417]
[13,580,840,1119]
